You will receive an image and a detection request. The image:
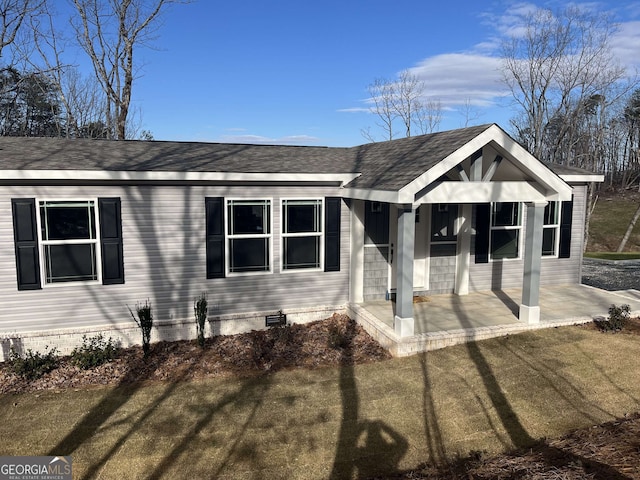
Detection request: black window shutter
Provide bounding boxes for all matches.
[99,197,125,284]
[559,197,573,259]
[475,203,490,264]
[11,198,41,290]
[324,197,341,272]
[206,197,225,278]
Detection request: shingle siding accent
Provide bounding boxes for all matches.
[0,184,349,341]
[427,244,457,294]
[363,246,389,300]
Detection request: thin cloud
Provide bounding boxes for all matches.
[409,53,509,108]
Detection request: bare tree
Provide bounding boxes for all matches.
[0,0,43,61]
[363,70,442,142]
[501,5,628,162]
[364,77,396,141]
[71,0,181,140]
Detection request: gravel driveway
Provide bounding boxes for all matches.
[581,258,640,291]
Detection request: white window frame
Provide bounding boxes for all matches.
[225,198,273,276]
[36,198,102,287]
[542,201,560,258]
[489,202,522,261]
[280,198,324,272]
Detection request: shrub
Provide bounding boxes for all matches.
[8,346,59,380]
[71,334,120,369]
[194,293,208,348]
[607,304,630,331]
[128,300,153,357]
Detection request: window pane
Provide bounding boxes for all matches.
[285,201,320,233]
[229,201,270,235]
[41,202,96,240]
[542,227,556,256]
[44,244,97,283]
[492,202,520,227]
[491,230,519,259]
[284,237,320,269]
[229,238,269,272]
[431,204,458,242]
[544,202,558,225]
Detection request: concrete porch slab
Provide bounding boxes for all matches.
[347,284,640,357]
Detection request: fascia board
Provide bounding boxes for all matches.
[488,128,573,197]
[400,124,573,201]
[340,187,400,204]
[559,174,605,183]
[0,169,361,185]
[416,181,569,204]
[399,125,496,199]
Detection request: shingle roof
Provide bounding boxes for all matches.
[0,124,596,191]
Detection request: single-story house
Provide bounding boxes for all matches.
[0,123,603,359]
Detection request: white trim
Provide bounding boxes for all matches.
[280,198,324,273]
[559,174,604,183]
[340,187,400,203]
[36,198,103,287]
[399,124,573,202]
[225,198,273,276]
[416,181,563,204]
[1,169,360,184]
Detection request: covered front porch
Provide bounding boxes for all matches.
[347,284,640,356]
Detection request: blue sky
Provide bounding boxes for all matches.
[122,0,640,146]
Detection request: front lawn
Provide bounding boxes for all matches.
[1,323,639,479]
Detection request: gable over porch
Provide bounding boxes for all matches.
[343,124,599,338]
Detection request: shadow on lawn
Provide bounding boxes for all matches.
[451,297,629,479]
[47,343,277,480]
[329,322,408,479]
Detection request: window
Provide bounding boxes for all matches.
[227,199,271,273]
[39,201,100,284]
[542,202,560,257]
[282,199,322,270]
[490,202,521,260]
[431,204,458,243]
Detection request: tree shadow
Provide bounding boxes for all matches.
[329,322,407,479]
[418,353,447,463]
[451,298,631,479]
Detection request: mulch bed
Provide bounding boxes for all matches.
[2,314,640,479]
[0,313,390,395]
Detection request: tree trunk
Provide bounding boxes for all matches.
[617,203,640,252]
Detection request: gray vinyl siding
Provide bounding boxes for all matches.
[0,184,349,335]
[469,184,586,292]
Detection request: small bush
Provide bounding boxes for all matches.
[194,293,208,348]
[8,346,59,380]
[128,300,153,357]
[607,304,630,331]
[596,304,631,332]
[71,334,120,369]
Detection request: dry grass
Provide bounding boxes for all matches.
[1,324,639,479]
[588,190,640,252]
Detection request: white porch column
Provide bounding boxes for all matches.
[395,205,415,337]
[455,204,472,295]
[349,199,365,304]
[520,201,547,324]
